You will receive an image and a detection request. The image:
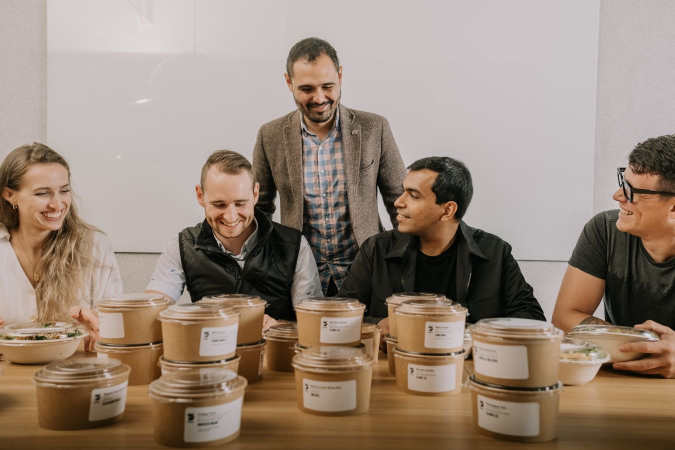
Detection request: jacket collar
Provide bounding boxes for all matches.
[384,221,488,260]
[195,207,273,253]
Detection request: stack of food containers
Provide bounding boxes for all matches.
[264,322,298,372]
[360,323,381,363]
[157,303,241,379]
[468,318,564,442]
[95,293,169,386]
[384,293,446,375]
[295,298,365,349]
[393,298,467,396]
[201,294,268,384]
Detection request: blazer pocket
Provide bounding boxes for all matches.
[360,159,375,171]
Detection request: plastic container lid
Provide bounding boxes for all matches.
[292,346,374,372]
[396,299,468,316]
[568,325,660,342]
[34,358,131,386]
[464,324,472,341]
[383,333,398,343]
[236,339,266,349]
[263,323,298,341]
[386,292,446,306]
[201,294,267,309]
[158,303,239,322]
[294,297,365,312]
[95,341,164,353]
[98,293,169,309]
[1,321,87,343]
[559,338,610,364]
[393,346,465,358]
[361,323,381,334]
[467,374,563,393]
[472,318,563,339]
[159,354,241,368]
[149,369,247,400]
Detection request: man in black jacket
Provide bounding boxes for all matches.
[337,156,545,337]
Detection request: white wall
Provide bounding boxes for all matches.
[7,0,673,319]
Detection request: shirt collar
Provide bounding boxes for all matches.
[0,224,9,240]
[212,216,259,257]
[301,107,341,138]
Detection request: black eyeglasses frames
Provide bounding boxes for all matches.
[616,167,675,203]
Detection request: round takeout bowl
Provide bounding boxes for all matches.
[567,325,659,363]
[0,322,89,364]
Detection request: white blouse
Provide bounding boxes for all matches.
[0,224,123,325]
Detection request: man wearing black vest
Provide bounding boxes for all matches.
[146,150,322,329]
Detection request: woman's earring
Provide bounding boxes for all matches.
[12,203,17,210]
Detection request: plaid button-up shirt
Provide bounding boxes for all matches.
[301,110,359,294]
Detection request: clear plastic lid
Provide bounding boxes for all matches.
[393,346,465,358]
[472,318,563,339]
[386,292,446,306]
[236,339,266,349]
[559,338,610,364]
[98,293,169,309]
[95,341,163,353]
[383,333,398,343]
[34,358,131,385]
[158,303,239,322]
[467,374,563,393]
[361,323,381,334]
[149,369,247,400]
[159,354,240,368]
[294,297,365,313]
[292,345,374,372]
[464,324,472,341]
[201,294,267,309]
[263,322,298,341]
[568,324,660,342]
[0,321,88,343]
[396,299,467,316]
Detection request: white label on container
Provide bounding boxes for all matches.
[477,395,540,437]
[408,363,456,393]
[424,321,464,349]
[319,316,361,343]
[473,342,529,379]
[98,312,125,339]
[361,338,374,357]
[199,324,238,357]
[184,397,243,443]
[302,379,356,412]
[258,351,264,376]
[88,381,128,422]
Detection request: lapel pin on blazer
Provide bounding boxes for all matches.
[351,130,359,135]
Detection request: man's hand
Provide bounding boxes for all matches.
[70,306,100,352]
[612,320,675,379]
[378,317,390,352]
[263,314,278,332]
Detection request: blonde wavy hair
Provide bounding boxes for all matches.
[0,143,97,321]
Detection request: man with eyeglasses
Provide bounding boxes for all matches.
[552,135,675,378]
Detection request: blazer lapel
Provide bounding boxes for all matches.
[283,110,304,228]
[340,105,362,200]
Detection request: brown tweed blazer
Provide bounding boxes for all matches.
[252,104,407,246]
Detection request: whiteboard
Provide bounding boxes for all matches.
[47,0,598,260]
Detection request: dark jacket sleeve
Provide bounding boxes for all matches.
[252,125,277,220]
[500,244,546,321]
[337,238,378,323]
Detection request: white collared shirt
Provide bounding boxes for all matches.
[147,222,323,304]
[0,224,123,324]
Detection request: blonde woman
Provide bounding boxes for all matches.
[0,143,122,350]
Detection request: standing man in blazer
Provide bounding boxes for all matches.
[253,37,407,295]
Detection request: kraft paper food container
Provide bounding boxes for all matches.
[393,346,464,396]
[361,323,382,363]
[95,341,163,386]
[159,304,240,363]
[385,293,446,338]
[396,299,467,354]
[558,338,610,386]
[236,340,266,384]
[200,294,267,345]
[0,321,88,364]
[471,318,563,388]
[159,354,241,377]
[264,323,298,372]
[567,324,660,363]
[292,346,375,416]
[468,375,563,443]
[384,334,398,375]
[97,293,169,345]
[295,298,365,348]
[149,369,247,448]
[33,358,131,430]
[463,325,473,359]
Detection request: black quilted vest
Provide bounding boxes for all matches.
[178,208,301,320]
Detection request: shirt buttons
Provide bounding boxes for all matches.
[321,170,325,174]
[322,193,327,197]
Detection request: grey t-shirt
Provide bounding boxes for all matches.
[569,210,675,330]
